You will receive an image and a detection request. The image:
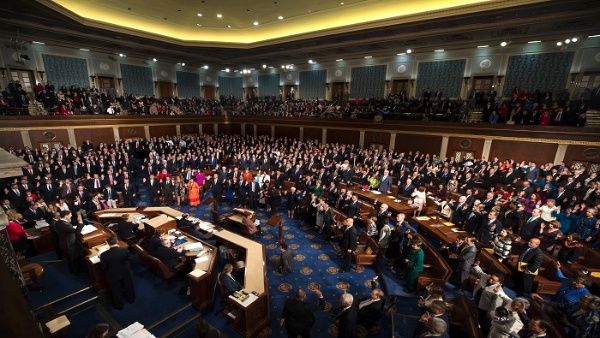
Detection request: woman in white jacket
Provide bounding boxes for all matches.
[488,306,523,338]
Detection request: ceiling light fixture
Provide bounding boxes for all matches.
[434,49,444,52]
[588,34,600,38]
[262,64,267,69]
[340,2,345,5]
[308,59,314,64]
[197,13,202,17]
[571,37,578,42]
[119,53,126,57]
[500,41,508,47]
[253,21,259,26]
[196,23,202,27]
[278,15,284,20]
[224,68,230,72]
[396,53,406,56]
[203,65,209,69]
[181,63,186,66]
[336,59,343,62]
[217,13,223,18]
[477,45,489,48]
[364,56,373,59]
[564,39,571,44]
[226,24,231,28]
[79,48,90,51]
[527,40,541,44]
[406,49,412,54]
[152,58,158,62]
[32,41,45,44]
[556,41,562,46]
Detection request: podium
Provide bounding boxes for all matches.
[267,214,283,243]
[143,214,176,234]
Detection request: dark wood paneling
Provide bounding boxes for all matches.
[149,125,176,138]
[245,124,254,137]
[304,127,322,141]
[563,145,600,164]
[0,131,24,150]
[327,129,360,145]
[74,128,114,145]
[274,126,299,139]
[29,129,69,148]
[394,134,442,154]
[447,137,485,159]
[490,140,557,164]
[364,131,390,149]
[180,124,199,135]
[218,123,242,135]
[257,125,271,137]
[118,126,145,139]
[202,123,215,135]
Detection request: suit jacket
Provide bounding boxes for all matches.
[114,220,137,240]
[282,298,316,334]
[121,183,136,201]
[100,246,131,281]
[153,246,182,272]
[219,273,242,295]
[378,176,393,193]
[518,246,543,273]
[346,202,360,219]
[103,187,117,200]
[478,219,502,245]
[400,184,415,197]
[55,220,83,252]
[280,248,295,273]
[357,297,385,325]
[341,226,358,252]
[336,301,358,338]
[520,217,543,241]
[457,244,477,271]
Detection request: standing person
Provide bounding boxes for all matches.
[187,178,200,208]
[173,176,186,207]
[55,210,84,274]
[405,238,425,293]
[335,293,358,338]
[280,288,323,338]
[454,237,477,290]
[517,238,543,298]
[340,218,358,272]
[100,236,135,309]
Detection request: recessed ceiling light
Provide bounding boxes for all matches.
[336,59,343,62]
[556,41,562,46]
[434,49,444,52]
[253,21,259,26]
[588,34,600,38]
[196,23,202,27]
[308,59,314,64]
[364,56,372,59]
[565,39,571,44]
[181,63,186,66]
[571,37,578,42]
[79,48,90,51]
[152,58,158,62]
[281,65,285,69]
[527,40,541,44]
[226,24,231,28]
[340,2,345,4]
[32,41,45,45]
[217,13,223,18]
[406,49,412,54]
[500,41,507,47]
[119,53,126,57]
[262,64,267,69]
[396,53,406,56]
[277,16,284,20]
[197,13,202,17]
[224,68,230,72]
[477,45,489,48]
[203,65,209,69]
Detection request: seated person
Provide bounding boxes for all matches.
[114,214,139,242]
[145,229,165,255]
[357,288,386,329]
[178,214,216,245]
[23,202,45,228]
[241,216,260,236]
[219,263,242,296]
[153,238,185,272]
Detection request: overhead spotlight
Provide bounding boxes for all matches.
[181,63,186,66]
[565,39,571,44]
[500,41,508,47]
[340,2,345,5]
[262,64,267,69]
[281,65,285,69]
[224,68,230,72]
[336,58,343,62]
[32,41,45,45]
[197,13,203,17]
[203,65,209,69]
[308,59,314,64]
[571,37,578,42]
[278,16,284,20]
[119,53,126,57]
[406,49,412,54]
[152,58,158,62]
[79,48,90,51]
[217,13,223,18]
[364,55,372,59]
[396,53,406,56]
[556,41,562,46]
[253,21,259,26]
[196,23,202,27]
[477,45,489,48]
[434,49,444,52]
[527,40,541,44]
[226,24,231,28]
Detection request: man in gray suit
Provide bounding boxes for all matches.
[452,236,477,290]
[378,169,393,194]
[277,242,295,274]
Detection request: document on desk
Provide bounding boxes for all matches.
[117,322,156,338]
[198,221,214,232]
[45,315,70,334]
[189,269,206,278]
[370,190,382,195]
[35,220,49,229]
[89,255,100,264]
[80,224,98,235]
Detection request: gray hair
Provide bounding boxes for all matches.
[340,293,354,307]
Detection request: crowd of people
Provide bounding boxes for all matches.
[1,80,596,127]
[2,132,598,337]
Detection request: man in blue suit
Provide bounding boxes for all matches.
[378,169,393,194]
[219,263,242,296]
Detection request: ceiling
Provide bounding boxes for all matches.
[1,0,599,69]
[44,0,503,46]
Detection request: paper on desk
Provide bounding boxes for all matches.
[415,216,431,221]
[370,190,382,195]
[96,244,110,255]
[451,228,466,233]
[443,222,454,227]
[117,322,147,338]
[80,224,98,235]
[189,269,206,278]
[45,315,70,334]
[185,242,204,252]
[89,255,100,264]
[35,220,49,229]
[195,256,209,264]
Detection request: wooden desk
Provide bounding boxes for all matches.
[413,215,464,245]
[143,214,177,234]
[95,207,269,337]
[350,188,415,214]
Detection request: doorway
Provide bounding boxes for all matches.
[203,85,216,100]
[10,69,35,93]
[391,79,409,95]
[331,82,348,101]
[97,76,115,96]
[156,81,173,99]
[283,85,297,100]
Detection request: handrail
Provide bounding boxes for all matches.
[56,295,98,315]
[158,313,201,338]
[32,286,92,312]
[145,302,193,331]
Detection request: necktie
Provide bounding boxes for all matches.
[67,186,71,194]
[47,184,51,191]
[14,189,19,196]
[95,180,99,189]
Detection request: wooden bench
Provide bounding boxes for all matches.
[416,234,453,290]
[449,294,483,338]
[356,232,379,266]
[132,244,175,280]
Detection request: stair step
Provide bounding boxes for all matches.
[146,303,199,338]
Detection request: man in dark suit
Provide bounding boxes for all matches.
[281,288,324,338]
[145,174,161,205]
[520,208,543,241]
[454,237,477,290]
[357,288,385,330]
[8,182,26,212]
[40,180,58,203]
[517,238,544,298]
[400,178,415,198]
[23,202,45,228]
[378,170,393,194]
[219,263,242,296]
[477,210,502,246]
[113,214,139,242]
[121,178,136,207]
[345,195,360,221]
[277,242,295,274]
[100,236,135,309]
[55,210,84,274]
[153,238,184,272]
[335,293,358,338]
[340,218,358,272]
